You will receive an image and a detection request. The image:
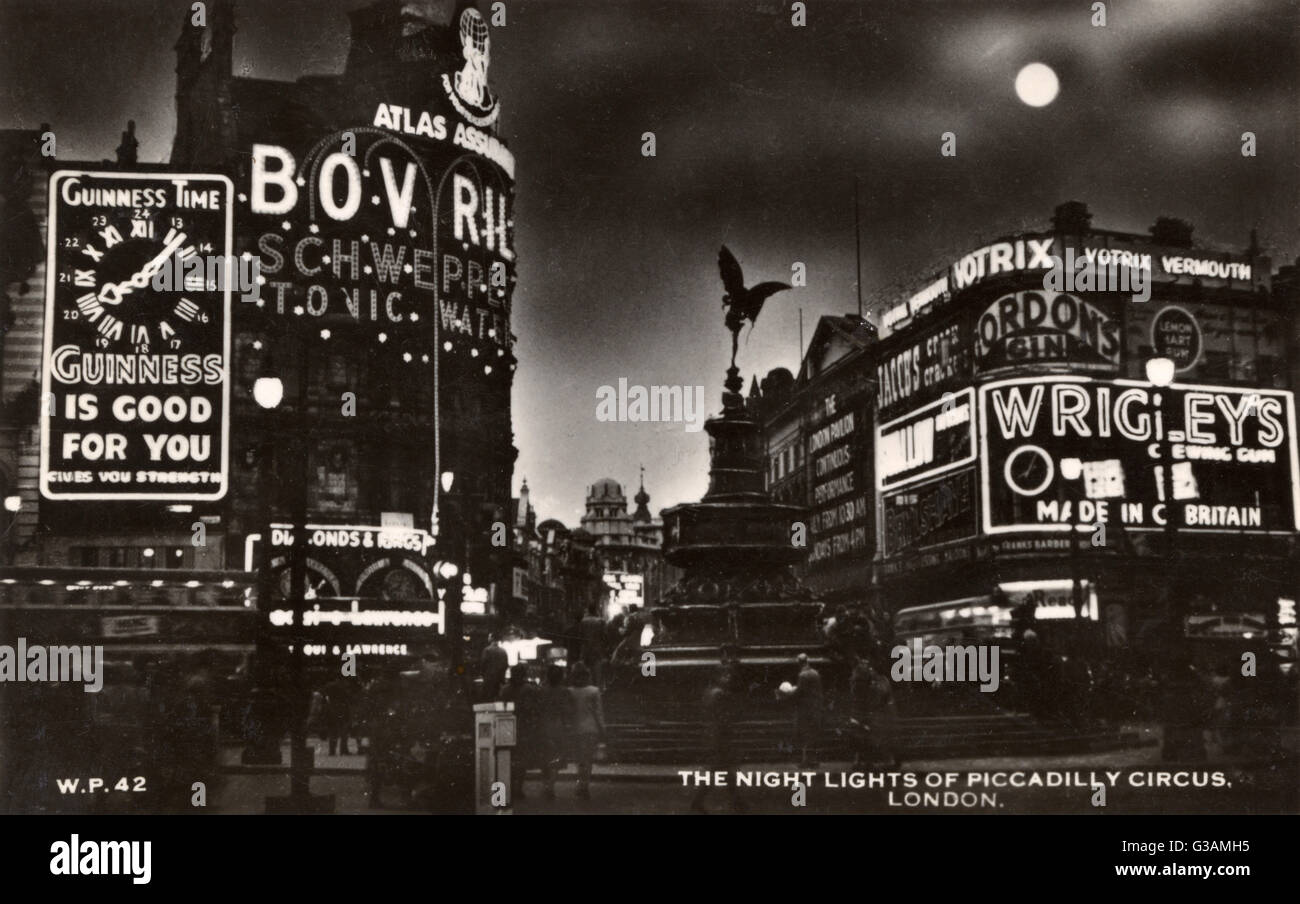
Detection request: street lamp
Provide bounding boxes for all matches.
[1146,356,1182,640]
[2,495,19,566]
[1060,457,1085,618]
[258,334,333,813]
[440,470,465,674]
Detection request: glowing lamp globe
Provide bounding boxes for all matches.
[1145,357,1175,388]
[253,376,284,409]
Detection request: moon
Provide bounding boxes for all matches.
[1015,63,1059,107]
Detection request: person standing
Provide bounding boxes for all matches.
[691,665,745,813]
[539,664,571,800]
[322,676,354,756]
[850,654,901,768]
[792,653,824,768]
[501,664,543,802]
[479,636,510,702]
[362,673,397,809]
[568,663,605,799]
[579,604,608,690]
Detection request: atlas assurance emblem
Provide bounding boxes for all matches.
[442,8,500,128]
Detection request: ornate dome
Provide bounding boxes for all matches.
[588,477,625,502]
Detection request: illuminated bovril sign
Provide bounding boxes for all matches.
[40,171,232,501]
[882,234,1256,337]
[243,12,515,351]
[248,138,513,348]
[979,376,1300,535]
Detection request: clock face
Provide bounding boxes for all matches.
[60,204,215,354]
[1003,445,1054,497]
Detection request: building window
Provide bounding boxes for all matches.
[68,545,192,569]
[314,444,356,511]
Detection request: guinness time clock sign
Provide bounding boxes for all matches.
[40,171,233,501]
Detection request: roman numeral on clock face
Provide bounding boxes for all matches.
[98,224,124,248]
[175,298,200,321]
[130,324,149,347]
[96,314,123,342]
[160,321,176,340]
[76,292,104,321]
[74,269,96,287]
[130,218,155,239]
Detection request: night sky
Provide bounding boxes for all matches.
[2,0,1297,526]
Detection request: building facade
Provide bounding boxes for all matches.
[762,202,1297,662]
[579,474,678,618]
[1,1,518,664]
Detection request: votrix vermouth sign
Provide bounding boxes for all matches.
[40,171,233,501]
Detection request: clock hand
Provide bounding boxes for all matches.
[130,233,189,289]
[97,280,133,306]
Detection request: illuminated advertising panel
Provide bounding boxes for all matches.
[975,290,1121,373]
[40,171,233,500]
[239,8,516,527]
[979,376,1300,535]
[244,523,437,600]
[241,525,444,655]
[880,467,977,558]
[1128,301,1285,381]
[876,387,976,491]
[881,233,1259,337]
[603,572,644,614]
[875,314,972,422]
[807,388,871,566]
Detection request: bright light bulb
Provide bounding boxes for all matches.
[253,376,284,409]
[1145,357,1175,387]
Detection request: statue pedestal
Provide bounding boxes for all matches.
[611,382,838,721]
